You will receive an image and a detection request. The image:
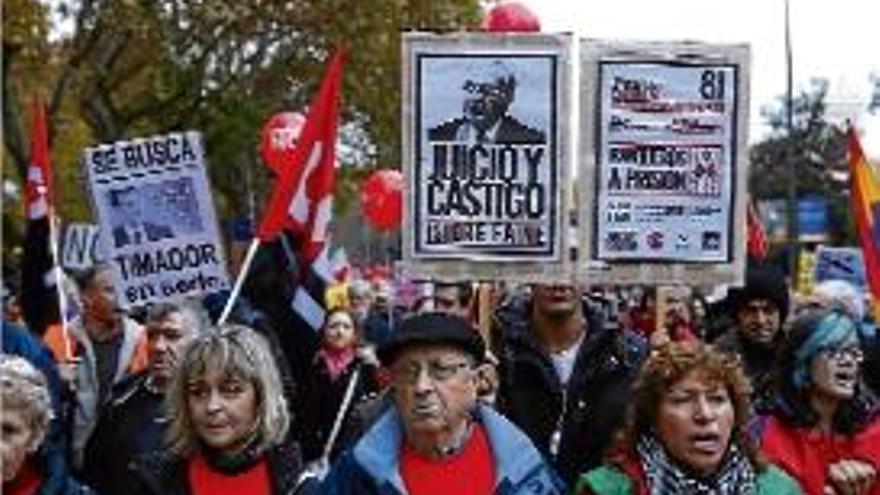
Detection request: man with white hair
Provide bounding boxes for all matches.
[429,60,545,145]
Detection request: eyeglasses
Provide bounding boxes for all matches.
[391,360,472,385]
[462,81,508,98]
[820,346,864,363]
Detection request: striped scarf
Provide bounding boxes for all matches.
[637,435,757,495]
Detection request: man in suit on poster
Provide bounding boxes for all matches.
[109,186,174,248]
[429,60,546,145]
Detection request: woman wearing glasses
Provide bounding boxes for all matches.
[761,307,880,495]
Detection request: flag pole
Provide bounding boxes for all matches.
[218,238,261,325]
[321,365,361,462]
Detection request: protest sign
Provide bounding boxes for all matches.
[82,131,230,308]
[814,245,866,290]
[60,222,106,270]
[400,32,572,282]
[579,40,750,286]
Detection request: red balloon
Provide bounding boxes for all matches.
[361,169,403,232]
[260,112,305,173]
[483,2,541,32]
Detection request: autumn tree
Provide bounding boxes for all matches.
[3,0,481,258]
[749,79,852,246]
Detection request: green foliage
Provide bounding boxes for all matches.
[749,79,852,245]
[3,0,481,259]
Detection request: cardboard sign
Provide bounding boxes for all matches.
[579,40,750,286]
[60,223,106,270]
[400,32,573,282]
[82,131,230,308]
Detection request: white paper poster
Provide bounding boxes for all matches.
[83,131,229,308]
[401,32,572,282]
[580,41,750,285]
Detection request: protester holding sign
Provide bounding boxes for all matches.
[493,283,647,485]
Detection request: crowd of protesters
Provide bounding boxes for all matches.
[3,256,880,495]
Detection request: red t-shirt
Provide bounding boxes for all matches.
[188,453,272,495]
[400,423,495,495]
[3,459,42,495]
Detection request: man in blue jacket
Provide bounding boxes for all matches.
[321,311,564,494]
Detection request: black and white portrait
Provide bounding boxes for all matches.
[428,60,546,145]
[107,186,175,248]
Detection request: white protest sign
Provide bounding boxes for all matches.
[82,131,230,308]
[400,32,573,282]
[60,223,106,270]
[580,40,750,286]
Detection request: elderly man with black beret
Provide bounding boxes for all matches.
[321,311,564,494]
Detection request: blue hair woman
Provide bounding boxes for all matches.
[761,307,880,495]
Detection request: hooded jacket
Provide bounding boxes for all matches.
[320,404,565,494]
[493,296,647,485]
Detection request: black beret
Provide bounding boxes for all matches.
[377,312,485,366]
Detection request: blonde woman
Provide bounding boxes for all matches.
[131,324,315,495]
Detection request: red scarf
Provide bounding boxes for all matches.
[3,459,42,495]
[188,452,271,495]
[316,346,356,382]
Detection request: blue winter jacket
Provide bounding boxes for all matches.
[321,404,565,494]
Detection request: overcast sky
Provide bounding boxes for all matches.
[516,0,880,153]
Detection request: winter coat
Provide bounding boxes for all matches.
[574,455,801,495]
[130,441,314,495]
[1,459,99,495]
[81,373,165,495]
[57,316,148,468]
[493,297,648,485]
[713,328,779,413]
[760,415,880,495]
[2,321,75,494]
[296,357,379,462]
[320,404,565,494]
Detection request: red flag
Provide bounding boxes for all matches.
[258,49,346,267]
[25,98,52,219]
[21,97,58,335]
[847,127,880,318]
[746,199,768,260]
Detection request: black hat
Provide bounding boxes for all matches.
[377,312,485,366]
[726,261,791,322]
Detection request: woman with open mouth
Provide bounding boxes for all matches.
[574,341,800,494]
[760,307,880,495]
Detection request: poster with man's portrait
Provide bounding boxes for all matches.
[83,131,230,308]
[401,32,573,282]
